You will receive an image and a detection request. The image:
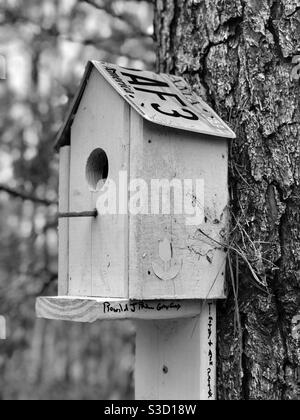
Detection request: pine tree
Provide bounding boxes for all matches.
[154,0,300,400]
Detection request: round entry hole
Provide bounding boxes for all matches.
[86,148,109,192]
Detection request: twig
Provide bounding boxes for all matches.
[80,0,152,38]
[228,253,242,337]
[0,184,57,207]
[198,228,268,290]
[60,34,154,66]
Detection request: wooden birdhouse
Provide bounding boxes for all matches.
[36,61,236,401]
[37,61,235,320]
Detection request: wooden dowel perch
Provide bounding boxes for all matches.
[58,210,98,219]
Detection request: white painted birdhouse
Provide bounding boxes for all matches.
[54,61,235,302]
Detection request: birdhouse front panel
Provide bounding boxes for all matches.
[68,69,130,298]
[54,61,235,301]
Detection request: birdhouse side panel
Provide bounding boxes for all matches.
[58,146,71,295]
[129,119,229,300]
[68,69,130,298]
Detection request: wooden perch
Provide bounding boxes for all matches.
[58,210,98,219]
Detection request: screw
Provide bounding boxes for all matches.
[163,365,169,374]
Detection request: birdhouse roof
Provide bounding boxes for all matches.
[55,61,236,150]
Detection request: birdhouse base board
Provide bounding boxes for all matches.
[36,297,203,323]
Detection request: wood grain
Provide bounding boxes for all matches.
[69,69,130,298]
[129,117,229,300]
[135,301,216,400]
[36,297,202,322]
[58,146,70,296]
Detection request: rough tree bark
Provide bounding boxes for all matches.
[154,0,300,400]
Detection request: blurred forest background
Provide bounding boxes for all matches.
[0,0,155,400]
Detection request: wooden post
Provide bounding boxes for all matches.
[36,62,234,401]
[58,146,70,295]
[37,296,217,399]
[135,301,217,400]
[37,297,217,399]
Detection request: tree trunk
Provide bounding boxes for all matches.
[154,0,300,400]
